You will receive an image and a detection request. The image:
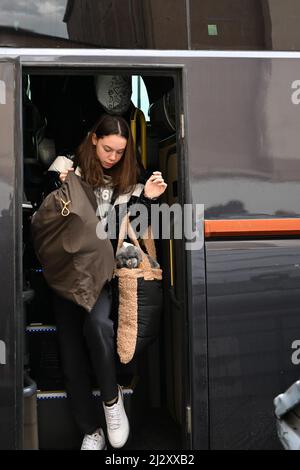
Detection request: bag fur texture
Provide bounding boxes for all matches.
[113,214,163,364]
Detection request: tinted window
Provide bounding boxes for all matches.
[0,0,69,47]
[190,0,266,50]
[0,0,188,48]
[190,0,300,51]
[3,0,300,51]
[65,0,188,49]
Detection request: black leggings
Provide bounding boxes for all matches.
[53,282,118,435]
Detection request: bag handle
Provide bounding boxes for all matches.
[116,214,158,269]
[140,225,157,261]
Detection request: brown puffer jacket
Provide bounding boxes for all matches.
[31,171,115,312]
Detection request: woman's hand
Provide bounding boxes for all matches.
[144,171,167,199]
[59,167,74,183]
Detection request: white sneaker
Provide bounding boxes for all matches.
[81,428,107,450]
[103,386,130,448]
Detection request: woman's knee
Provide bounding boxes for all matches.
[84,308,114,339]
[84,285,113,332]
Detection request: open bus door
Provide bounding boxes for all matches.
[0,58,23,450]
[0,51,195,450]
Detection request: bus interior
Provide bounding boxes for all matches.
[21,69,188,450]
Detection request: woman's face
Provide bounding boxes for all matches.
[92,134,127,169]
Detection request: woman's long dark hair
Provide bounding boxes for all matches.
[74,114,139,196]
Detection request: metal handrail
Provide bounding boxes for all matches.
[130,108,147,169]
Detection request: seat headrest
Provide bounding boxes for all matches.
[95,75,132,115]
[38,138,56,168]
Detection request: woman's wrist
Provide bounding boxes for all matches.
[142,190,158,201]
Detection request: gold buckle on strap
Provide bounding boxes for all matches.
[60,198,71,217]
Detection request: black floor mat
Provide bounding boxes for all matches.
[124,408,181,450]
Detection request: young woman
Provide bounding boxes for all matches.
[45,114,167,450]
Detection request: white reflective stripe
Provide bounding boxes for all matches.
[2,48,300,59]
[0,340,6,365]
[37,388,134,400]
[26,325,56,333]
[0,80,5,104]
[37,391,68,400]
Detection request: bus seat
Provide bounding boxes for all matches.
[149,88,176,139]
[38,137,56,169]
[23,96,56,204]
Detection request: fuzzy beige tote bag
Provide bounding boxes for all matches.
[113,214,163,364]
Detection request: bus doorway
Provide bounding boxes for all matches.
[21,68,189,450]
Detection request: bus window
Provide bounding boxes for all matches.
[131,76,150,121]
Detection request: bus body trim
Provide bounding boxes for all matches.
[205,219,300,238]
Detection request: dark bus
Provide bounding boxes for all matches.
[1,0,300,450]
